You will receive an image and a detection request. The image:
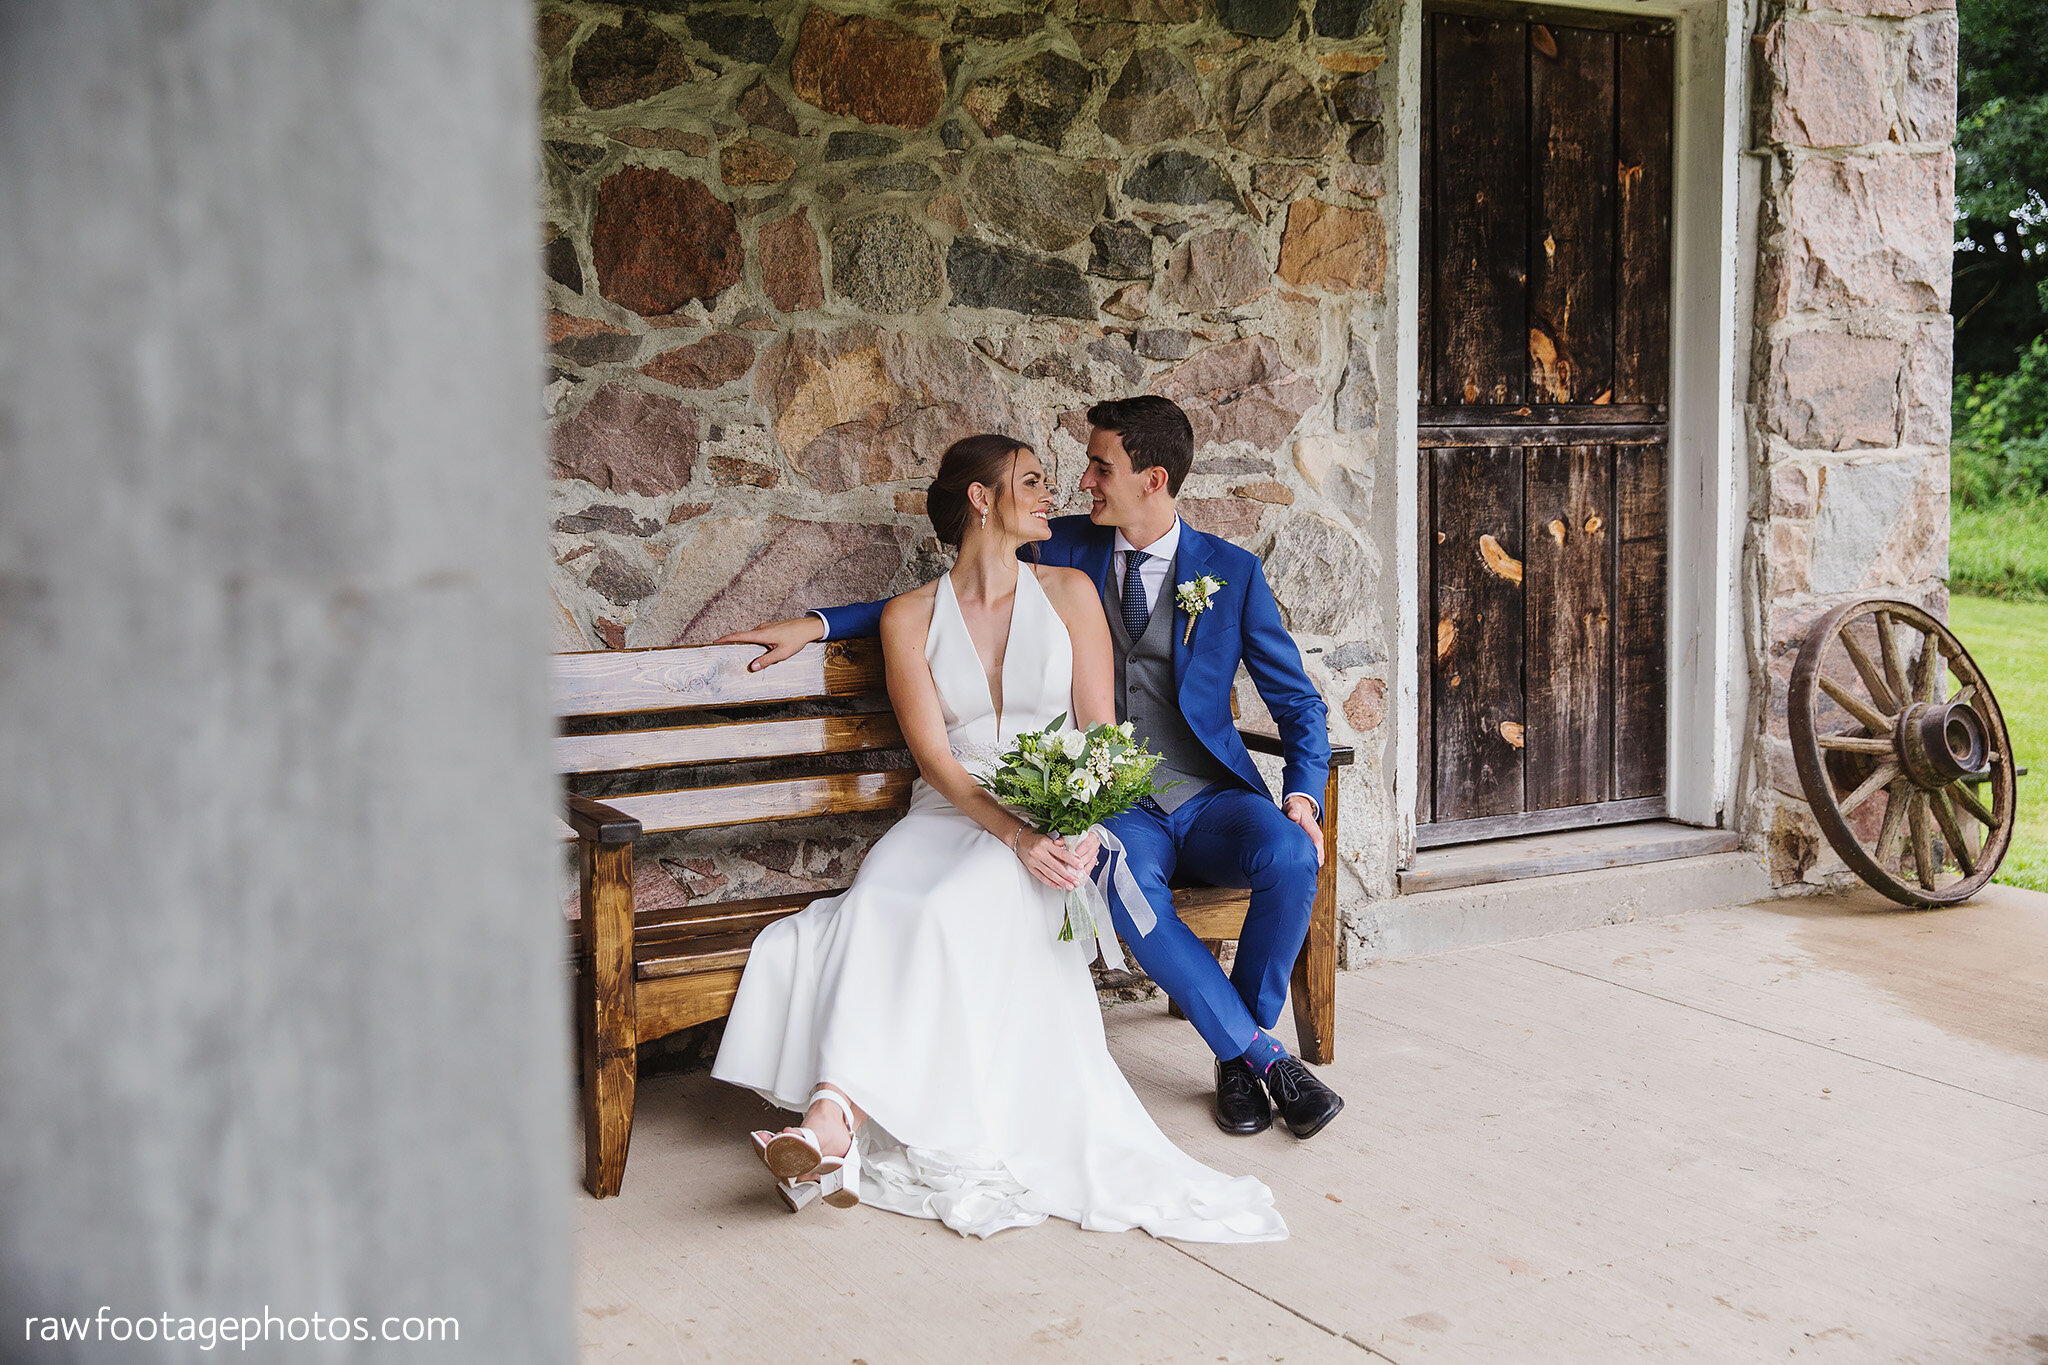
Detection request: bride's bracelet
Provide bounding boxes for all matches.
[1008,825,1028,856]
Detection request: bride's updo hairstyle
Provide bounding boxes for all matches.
[926,434,1031,549]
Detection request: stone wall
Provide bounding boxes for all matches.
[1743,0,1956,884]
[537,0,1403,938]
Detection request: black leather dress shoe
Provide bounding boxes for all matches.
[1213,1057,1274,1135]
[1263,1056,1344,1139]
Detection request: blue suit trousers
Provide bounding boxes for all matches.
[1101,786,1321,1060]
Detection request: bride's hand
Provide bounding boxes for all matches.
[1071,829,1103,872]
[1015,830,1088,891]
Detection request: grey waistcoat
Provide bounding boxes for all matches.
[1105,555,1237,813]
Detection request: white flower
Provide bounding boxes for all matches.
[1067,769,1100,800]
[1059,729,1088,761]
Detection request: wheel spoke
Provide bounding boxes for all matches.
[1818,734,1894,754]
[1839,760,1900,817]
[1950,682,1976,712]
[1818,674,1895,737]
[1873,782,1911,873]
[1953,783,1996,828]
[1908,792,1938,890]
[1874,609,1908,702]
[1911,628,1941,703]
[1839,629,1898,715]
[1929,790,1975,877]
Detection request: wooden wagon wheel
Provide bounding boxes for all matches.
[1788,599,2018,907]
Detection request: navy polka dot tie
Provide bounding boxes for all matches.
[1121,550,1151,641]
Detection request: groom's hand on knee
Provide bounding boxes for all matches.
[1282,794,1324,868]
[714,616,826,671]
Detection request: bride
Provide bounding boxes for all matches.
[710,434,1286,1243]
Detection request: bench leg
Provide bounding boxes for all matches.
[1288,767,1341,1065]
[579,840,638,1198]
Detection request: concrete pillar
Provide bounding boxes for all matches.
[0,6,570,1359]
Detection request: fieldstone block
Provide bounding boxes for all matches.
[538,11,578,58]
[962,51,1094,149]
[1159,228,1271,312]
[1179,496,1267,540]
[544,227,583,294]
[1809,455,1945,593]
[1135,329,1190,360]
[965,153,1108,253]
[551,385,699,496]
[1155,336,1318,450]
[1901,15,1959,142]
[1076,0,1202,21]
[573,12,695,109]
[830,211,944,315]
[592,167,742,315]
[1810,141,1956,315]
[1277,198,1385,293]
[587,546,660,606]
[709,455,780,487]
[1102,283,1150,319]
[853,163,942,193]
[1327,638,1384,669]
[635,516,916,646]
[1217,0,1298,38]
[552,328,640,366]
[1329,164,1384,198]
[826,131,900,160]
[947,238,1096,319]
[1124,151,1241,208]
[720,138,795,187]
[1099,49,1210,147]
[687,11,781,64]
[1765,331,1905,450]
[1335,330,1378,432]
[1264,514,1371,633]
[790,10,945,129]
[1219,59,1335,159]
[1088,335,1146,383]
[1314,0,1374,38]
[546,140,606,174]
[1906,316,1953,445]
[1765,20,1888,148]
[1343,677,1385,731]
[1329,74,1382,123]
[1253,164,1314,200]
[755,326,1019,492]
[1818,0,1950,17]
[1090,220,1155,279]
[1770,521,1812,596]
[1346,123,1384,163]
[553,504,663,538]
[641,333,755,389]
[758,209,825,313]
[737,78,799,135]
[1769,463,1817,518]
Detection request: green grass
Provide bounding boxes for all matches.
[1947,593,2048,892]
[1950,498,2048,600]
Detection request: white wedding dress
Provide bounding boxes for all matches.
[711,564,1286,1243]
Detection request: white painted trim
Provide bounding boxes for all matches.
[1391,0,1751,851]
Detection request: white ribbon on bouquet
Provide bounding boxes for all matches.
[1056,825,1156,973]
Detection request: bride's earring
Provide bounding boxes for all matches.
[979,501,988,530]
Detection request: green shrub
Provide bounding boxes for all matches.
[1951,498,2048,600]
[1953,332,2048,506]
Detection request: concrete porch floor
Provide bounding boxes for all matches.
[575,886,2048,1363]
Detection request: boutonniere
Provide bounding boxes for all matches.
[1175,575,1226,645]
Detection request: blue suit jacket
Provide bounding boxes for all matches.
[817,515,1332,804]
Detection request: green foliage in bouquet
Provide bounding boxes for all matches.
[977,714,1172,836]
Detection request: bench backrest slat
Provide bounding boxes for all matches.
[554,770,915,841]
[556,713,904,776]
[554,640,885,718]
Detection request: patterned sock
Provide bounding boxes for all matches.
[1239,1028,1290,1074]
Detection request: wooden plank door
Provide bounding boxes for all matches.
[1417,8,1673,847]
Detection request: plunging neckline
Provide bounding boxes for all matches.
[941,564,1038,736]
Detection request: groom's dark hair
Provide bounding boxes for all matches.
[1085,396,1195,495]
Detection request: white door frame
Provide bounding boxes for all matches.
[1389,0,1753,853]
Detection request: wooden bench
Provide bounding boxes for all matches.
[558,639,1354,1198]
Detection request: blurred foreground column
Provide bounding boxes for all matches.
[0,5,570,1359]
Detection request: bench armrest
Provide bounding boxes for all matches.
[567,793,642,845]
[1236,727,1355,769]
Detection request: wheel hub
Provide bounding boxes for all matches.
[1897,699,1988,789]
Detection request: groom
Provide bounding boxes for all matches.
[719,396,1344,1140]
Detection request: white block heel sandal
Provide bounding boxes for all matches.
[751,1088,861,1213]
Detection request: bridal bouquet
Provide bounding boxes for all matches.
[978,716,1168,968]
